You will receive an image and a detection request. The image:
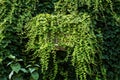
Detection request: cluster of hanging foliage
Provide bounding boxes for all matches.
[0,0,120,80]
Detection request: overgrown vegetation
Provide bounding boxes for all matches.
[0,0,120,80]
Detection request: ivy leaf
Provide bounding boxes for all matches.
[10,63,21,73]
[31,71,39,80]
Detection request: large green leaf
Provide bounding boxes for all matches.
[10,63,21,73]
[31,71,39,80]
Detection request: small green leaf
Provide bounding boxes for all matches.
[31,71,39,80]
[34,64,40,67]
[26,64,32,68]
[7,61,13,66]
[10,63,21,73]
[9,71,14,80]
[20,68,28,73]
[29,68,36,73]
[8,55,15,59]
[16,59,23,62]
[0,58,3,63]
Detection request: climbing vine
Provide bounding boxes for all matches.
[0,0,120,80]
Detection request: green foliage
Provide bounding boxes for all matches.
[0,0,120,80]
[25,13,101,80]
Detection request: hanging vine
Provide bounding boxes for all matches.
[0,0,120,80]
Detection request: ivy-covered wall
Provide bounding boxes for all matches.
[0,0,120,80]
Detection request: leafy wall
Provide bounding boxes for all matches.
[0,0,120,80]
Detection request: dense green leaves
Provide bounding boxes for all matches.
[0,0,120,80]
